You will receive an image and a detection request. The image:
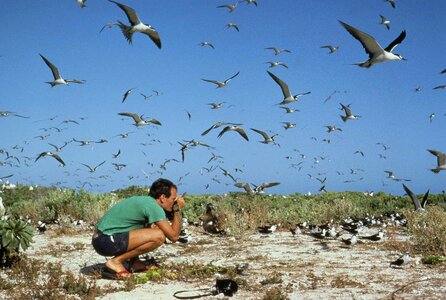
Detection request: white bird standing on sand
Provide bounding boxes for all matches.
[39,54,85,87]
[339,20,406,68]
[267,71,310,105]
[109,0,161,49]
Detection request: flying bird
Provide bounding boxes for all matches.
[427,149,446,173]
[198,42,215,49]
[267,71,310,105]
[265,61,288,69]
[250,128,278,144]
[202,71,240,88]
[339,103,361,122]
[109,0,161,49]
[217,2,238,13]
[35,152,66,166]
[39,54,85,87]
[226,23,239,32]
[385,0,396,9]
[81,161,106,173]
[201,121,242,136]
[122,88,135,103]
[379,15,391,30]
[76,0,87,8]
[320,45,339,54]
[339,20,406,68]
[118,112,161,126]
[218,125,249,141]
[265,47,291,56]
[402,184,429,211]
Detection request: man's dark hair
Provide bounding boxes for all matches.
[149,178,177,199]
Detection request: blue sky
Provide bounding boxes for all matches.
[1,0,445,195]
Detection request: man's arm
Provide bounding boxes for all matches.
[155,200,183,242]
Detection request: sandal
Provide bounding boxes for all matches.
[102,266,132,280]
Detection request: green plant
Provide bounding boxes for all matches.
[0,219,34,266]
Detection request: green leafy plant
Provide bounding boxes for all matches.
[0,219,34,266]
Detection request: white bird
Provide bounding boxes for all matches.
[279,106,299,114]
[218,125,249,141]
[267,71,310,105]
[380,15,391,30]
[427,149,446,173]
[402,184,429,211]
[282,122,296,130]
[320,45,339,54]
[226,23,239,32]
[202,71,240,88]
[265,47,291,56]
[390,252,411,268]
[217,2,238,13]
[39,54,85,87]
[81,161,106,173]
[118,112,161,127]
[109,0,161,49]
[240,0,257,6]
[122,88,135,103]
[250,128,278,144]
[208,102,225,109]
[339,20,406,68]
[76,0,87,8]
[339,103,361,122]
[198,41,215,49]
[265,61,288,69]
[35,151,66,166]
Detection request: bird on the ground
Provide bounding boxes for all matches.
[361,229,385,241]
[265,47,291,55]
[402,184,429,211]
[218,125,249,141]
[109,0,161,48]
[202,71,240,88]
[390,251,411,268]
[427,149,446,173]
[81,161,106,173]
[198,41,215,49]
[339,20,406,68]
[320,45,339,54]
[200,203,224,234]
[265,61,288,69]
[39,54,85,87]
[341,234,358,245]
[250,128,278,144]
[35,152,66,166]
[340,103,361,122]
[379,15,391,30]
[258,224,277,234]
[118,112,161,127]
[267,71,311,105]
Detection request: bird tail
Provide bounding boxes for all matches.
[117,21,133,44]
[340,115,348,122]
[354,61,373,68]
[431,168,440,174]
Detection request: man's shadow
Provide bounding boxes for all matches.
[80,263,104,276]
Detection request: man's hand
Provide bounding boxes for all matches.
[175,195,186,209]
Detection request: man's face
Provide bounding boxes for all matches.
[162,187,177,211]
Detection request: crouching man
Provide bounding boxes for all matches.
[92,178,185,279]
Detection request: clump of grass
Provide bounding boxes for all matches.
[263,287,290,300]
[405,206,446,256]
[260,272,283,285]
[422,256,446,265]
[330,276,364,288]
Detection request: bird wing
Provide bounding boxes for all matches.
[340,103,352,116]
[35,152,47,162]
[224,71,240,84]
[250,128,270,141]
[51,153,66,166]
[147,118,162,125]
[202,124,218,136]
[427,149,446,166]
[95,160,106,169]
[80,163,94,172]
[259,182,280,189]
[39,54,61,80]
[202,79,222,87]
[142,28,162,49]
[65,79,85,84]
[384,31,406,53]
[421,189,430,208]
[339,21,384,59]
[402,184,422,211]
[109,0,141,26]
[235,128,249,141]
[118,112,141,123]
[267,71,291,98]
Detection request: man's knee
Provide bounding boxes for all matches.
[153,229,165,246]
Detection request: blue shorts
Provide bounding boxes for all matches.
[92,231,129,257]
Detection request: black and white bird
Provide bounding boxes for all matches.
[427,149,446,173]
[339,20,406,68]
[118,112,161,127]
[37,220,47,233]
[361,229,385,241]
[320,45,339,54]
[202,71,240,88]
[402,184,429,211]
[267,71,310,105]
[379,15,391,30]
[35,151,66,166]
[81,161,106,173]
[265,47,291,56]
[390,251,411,267]
[250,128,278,145]
[217,125,249,141]
[339,103,361,122]
[341,234,358,245]
[39,54,85,87]
[257,224,277,234]
[109,0,161,49]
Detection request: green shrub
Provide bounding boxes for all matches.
[0,219,34,266]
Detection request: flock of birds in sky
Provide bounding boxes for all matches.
[0,0,445,195]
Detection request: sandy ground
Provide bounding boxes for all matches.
[16,224,446,299]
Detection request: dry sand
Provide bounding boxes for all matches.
[18,224,446,299]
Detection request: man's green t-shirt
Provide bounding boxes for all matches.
[97,196,166,235]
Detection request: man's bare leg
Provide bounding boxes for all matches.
[105,228,165,275]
